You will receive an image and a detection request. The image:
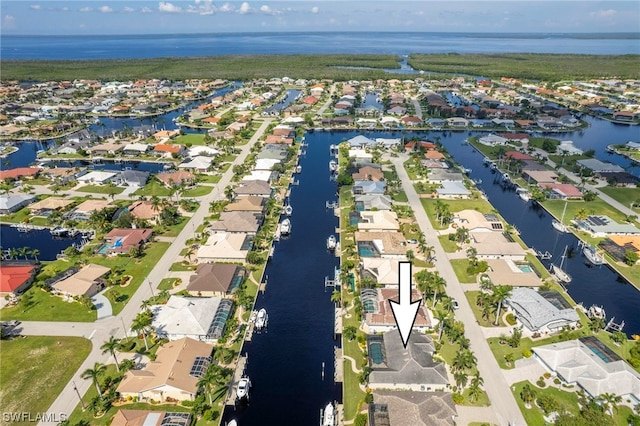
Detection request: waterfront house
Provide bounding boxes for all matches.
[117,337,213,402]
[87,142,125,156]
[348,135,377,149]
[153,144,184,158]
[356,210,400,232]
[187,263,245,297]
[233,180,272,198]
[348,149,374,165]
[354,194,393,211]
[453,210,504,232]
[29,197,74,216]
[534,337,640,404]
[0,263,38,297]
[224,196,266,213]
[360,258,402,286]
[51,263,110,300]
[446,117,469,128]
[576,158,625,174]
[188,146,219,157]
[41,167,78,184]
[539,183,583,199]
[151,296,234,342]
[483,259,543,287]
[197,231,252,263]
[427,169,464,184]
[77,171,117,185]
[436,182,471,199]
[110,410,191,426]
[152,129,180,142]
[370,391,456,426]
[469,231,527,261]
[254,158,281,171]
[367,331,449,392]
[505,288,579,333]
[521,169,558,185]
[355,231,407,258]
[210,211,263,234]
[478,134,509,146]
[353,180,386,196]
[0,167,40,181]
[361,288,431,334]
[575,215,640,237]
[68,199,114,221]
[102,228,153,255]
[352,166,384,182]
[123,143,150,156]
[0,194,36,214]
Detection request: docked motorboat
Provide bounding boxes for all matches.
[295,165,302,173]
[588,304,606,320]
[226,420,238,426]
[255,308,268,331]
[329,160,338,172]
[321,402,335,426]
[515,188,531,202]
[327,235,337,251]
[236,376,251,401]
[583,245,605,265]
[50,226,70,237]
[280,218,291,235]
[284,204,293,216]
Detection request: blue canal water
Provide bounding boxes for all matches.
[0,224,85,261]
[222,134,341,425]
[3,32,639,60]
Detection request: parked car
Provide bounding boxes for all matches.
[452,299,460,310]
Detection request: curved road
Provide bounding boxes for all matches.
[25,118,274,425]
[392,153,526,426]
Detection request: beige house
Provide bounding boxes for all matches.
[355,231,408,258]
[197,232,252,263]
[360,258,403,287]
[71,199,114,221]
[51,264,110,300]
[469,232,527,261]
[29,197,74,216]
[357,210,400,232]
[117,337,213,402]
[187,263,245,297]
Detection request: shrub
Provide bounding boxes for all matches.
[354,413,368,426]
[505,313,517,326]
[364,393,373,404]
[522,349,532,358]
[452,393,464,404]
[543,372,551,379]
[536,378,546,388]
[553,378,561,385]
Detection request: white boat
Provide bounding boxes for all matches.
[473,178,482,184]
[255,308,268,330]
[502,172,510,182]
[321,402,335,426]
[583,245,605,265]
[551,246,572,283]
[460,166,472,174]
[588,304,606,320]
[295,165,302,173]
[552,200,570,233]
[236,376,251,401]
[327,235,337,251]
[280,218,291,235]
[329,160,337,172]
[284,204,293,216]
[515,188,531,202]
[226,420,238,426]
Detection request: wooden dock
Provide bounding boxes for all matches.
[334,347,343,383]
[334,308,342,338]
[224,354,248,407]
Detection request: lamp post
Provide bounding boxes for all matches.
[121,316,129,339]
[73,380,86,410]
[148,279,155,297]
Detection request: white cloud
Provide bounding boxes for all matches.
[29,4,42,10]
[239,2,251,14]
[79,7,92,13]
[220,3,233,12]
[99,6,113,13]
[189,0,216,15]
[590,9,617,19]
[159,2,182,13]
[141,7,153,13]
[311,6,319,14]
[123,6,134,13]
[260,5,278,15]
[3,15,16,29]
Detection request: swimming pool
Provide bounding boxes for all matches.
[368,342,385,365]
[517,263,533,273]
[357,241,379,257]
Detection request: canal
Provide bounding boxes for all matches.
[222,133,341,425]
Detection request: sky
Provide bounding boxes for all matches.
[1,1,639,35]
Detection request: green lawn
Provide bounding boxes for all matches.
[599,186,640,212]
[158,278,180,291]
[170,262,197,271]
[391,190,408,202]
[198,174,222,184]
[543,198,632,227]
[173,133,206,146]
[182,185,214,197]
[1,286,97,322]
[75,185,125,195]
[0,336,91,424]
[450,258,477,283]
[438,235,459,253]
[511,380,579,426]
[155,216,189,238]
[133,179,172,197]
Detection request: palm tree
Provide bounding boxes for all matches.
[81,362,106,397]
[454,370,468,390]
[18,246,31,261]
[330,289,342,307]
[468,374,484,402]
[431,272,447,307]
[31,248,40,262]
[598,392,622,416]
[9,248,19,260]
[224,185,235,201]
[197,363,217,405]
[492,285,512,326]
[131,311,153,351]
[520,384,536,408]
[589,317,606,333]
[100,336,121,372]
[433,309,449,342]
[453,349,477,372]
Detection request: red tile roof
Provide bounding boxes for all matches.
[0,167,40,180]
[0,265,36,293]
[504,151,533,161]
[153,144,182,153]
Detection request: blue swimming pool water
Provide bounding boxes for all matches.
[369,342,385,365]
[518,264,533,273]
[358,246,376,257]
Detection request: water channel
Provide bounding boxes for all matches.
[222,133,341,425]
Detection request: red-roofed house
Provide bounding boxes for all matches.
[504,151,533,161]
[0,264,38,296]
[103,228,153,255]
[424,150,445,160]
[0,167,40,181]
[540,183,583,199]
[153,144,184,158]
[302,96,318,105]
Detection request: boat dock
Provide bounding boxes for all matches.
[225,354,248,407]
[334,346,343,383]
[245,310,258,342]
[326,200,338,209]
[605,317,625,333]
[334,308,342,339]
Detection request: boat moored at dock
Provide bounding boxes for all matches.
[236,376,251,402]
[326,235,337,251]
[255,308,268,331]
[280,218,291,235]
[583,245,605,265]
[321,402,335,426]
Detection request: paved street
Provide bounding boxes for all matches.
[30,118,273,425]
[392,153,527,426]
